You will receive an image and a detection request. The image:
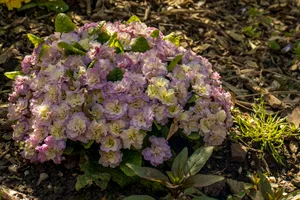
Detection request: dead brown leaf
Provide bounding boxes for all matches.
[287,106,300,128]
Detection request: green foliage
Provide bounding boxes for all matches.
[131,36,151,53]
[107,67,124,82]
[168,54,183,72]
[38,44,50,60]
[88,21,105,35]
[55,13,76,33]
[19,0,69,12]
[150,30,160,38]
[4,71,23,79]
[127,146,223,199]
[76,154,111,191]
[163,32,181,47]
[242,26,261,38]
[124,195,155,200]
[27,33,44,47]
[268,40,281,51]
[127,15,142,23]
[293,41,300,59]
[108,32,124,53]
[96,32,111,44]
[234,100,295,165]
[120,151,142,177]
[58,42,86,55]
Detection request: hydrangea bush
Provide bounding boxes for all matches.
[7,14,233,169]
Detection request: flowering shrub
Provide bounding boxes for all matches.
[7,14,233,171]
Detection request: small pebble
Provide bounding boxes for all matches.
[24,170,29,176]
[8,164,18,173]
[47,184,52,189]
[57,171,63,177]
[238,166,242,174]
[37,173,49,186]
[269,176,276,183]
[4,154,11,160]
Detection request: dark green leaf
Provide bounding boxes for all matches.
[161,126,170,139]
[184,174,224,188]
[4,71,23,79]
[71,42,87,52]
[97,32,111,44]
[75,174,92,191]
[126,163,169,183]
[226,178,253,194]
[150,30,160,38]
[18,2,38,10]
[187,132,200,140]
[93,173,111,190]
[120,151,142,177]
[154,121,162,130]
[82,141,94,149]
[58,42,86,55]
[166,171,177,184]
[171,147,188,183]
[187,94,198,104]
[127,15,141,23]
[192,196,218,200]
[168,54,183,72]
[108,168,137,187]
[55,13,76,33]
[107,67,124,82]
[27,34,44,47]
[63,146,74,155]
[184,187,202,196]
[184,146,214,177]
[88,21,105,35]
[39,0,69,13]
[124,195,155,200]
[131,36,150,53]
[268,40,280,51]
[258,171,274,200]
[164,32,180,47]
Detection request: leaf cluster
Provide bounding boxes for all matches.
[126,146,223,200]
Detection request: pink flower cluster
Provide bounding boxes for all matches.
[8,19,232,167]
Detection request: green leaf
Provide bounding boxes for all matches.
[82,140,94,149]
[187,94,198,104]
[168,54,183,72]
[226,178,253,194]
[192,196,218,200]
[258,171,274,200]
[107,67,124,82]
[184,146,214,177]
[55,13,76,33]
[88,21,105,35]
[161,125,170,139]
[63,146,74,155]
[18,2,38,10]
[39,0,69,13]
[108,168,137,187]
[75,172,111,191]
[120,151,142,177]
[150,30,160,38]
[171,147,188,182]
[164,32,180,47]
[124,195,155,200]
[4,71,23,79]
[166,171,177,184]
[38,44,50,60]
[58,42,86,55]
[127,15,141,23]
[131,36,151,53]
[88,60,97,68]
[154,121,162,130]
[268,40,280,51]
[114,40,124,53]
[184,174,224,188]
[187,132,200,140]
[97,32,111,44]
[184,187,202,196]
[27,34,44,47]
[126,163,169,183]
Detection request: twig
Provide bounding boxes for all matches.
[86,0,92,16]
[263,69,300,85]
[144,5,150,21]
[236,90,300,98]
[36,12,54,20]
[0,185,37,200]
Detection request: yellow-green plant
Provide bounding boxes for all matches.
[234,100,296,165]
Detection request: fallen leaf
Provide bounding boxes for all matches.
[287,106,300,128]
[227,31,244,42]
